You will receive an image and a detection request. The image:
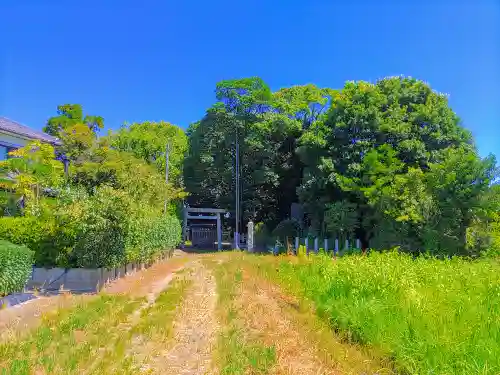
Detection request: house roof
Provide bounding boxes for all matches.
[0,116,61,145]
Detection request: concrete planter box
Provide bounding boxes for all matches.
[25,249,174,293]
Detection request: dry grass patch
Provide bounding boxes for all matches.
[216,252,392,375]
[237,270,339,375]
[0,256,187,345]
[0,257,191,375]
[0,293,92,343]
[0,294,143,375]
[157,261,218,375]
[104,257,188,298]
[210,257,277,375]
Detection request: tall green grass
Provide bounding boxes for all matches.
[272,252,500,375]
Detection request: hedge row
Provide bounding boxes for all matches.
[0,240,34,296]
[0,217,73,267]
[0,213,181,269]
[126,214,181,263]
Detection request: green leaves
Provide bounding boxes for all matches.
[3,109,186,269]
[58,186,181,268]
[0,141,64,215]
[272,218,302,239]
[107,120,187,187]
[185,78,315,229]
[296,76,496,255]
[216,77,272,114]
[125,213,181,263]
[43,104,103,136]
[0,240,34,296]
[324,201,359,237]
[273,84,334,129]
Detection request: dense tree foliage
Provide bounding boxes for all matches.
[185,78,326,229]
[298,77,496,255]
[0,105,186,267]
[0,76,497,259]
[44,104,104,167]
[44,104,104,136]
[184,76,498,256]
[108,121,188,186]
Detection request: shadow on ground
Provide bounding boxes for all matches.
[181,246,229,254]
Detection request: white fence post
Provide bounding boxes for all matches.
[234,232,239,250]
[295,237,299,255]
[314,238,319,254]
[356,238,361,249]
[334,238,339,255]
[247,221,254,252]
[324,238,328,253]
[305,237,309,255]
[345,239,349,250]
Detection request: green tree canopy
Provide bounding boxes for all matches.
[184,77,310,229]
[107,121,187,187]
[44,104,104,136]
[298,76,496,255]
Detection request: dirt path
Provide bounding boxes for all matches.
[1,252,386,375]
[159,260,218,375]
[0,255,187,342]
[212,252,388,375]
[237,272,339,375]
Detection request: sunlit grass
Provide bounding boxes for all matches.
[209,258,276,374]
[250,251,500,375]
[0,294,142,375]
[132,275,192,341]
[93,274,192,374]
[0,273,192,375]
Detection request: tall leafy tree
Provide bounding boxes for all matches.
[44,104,104,136]
[107,121,187,187]
[44,104,105,170]
[184,78,315,229]
[184,75,497,255]
[299,76,495,254]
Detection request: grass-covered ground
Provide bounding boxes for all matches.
[1,251,498,374]
[247,251,500,375]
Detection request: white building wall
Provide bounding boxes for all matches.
[0,131,31,147]
[0,131,31,160]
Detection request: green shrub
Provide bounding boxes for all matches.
[0,240,34,296]
[272,218,301,240]
[69,186,132,268]
[273,251,500,374]
[254,222,271,248]
[68,186,181,268]
[126,213,181,262]
[0,216,73,267]
[0,190,21,216]
[0,186,182,269]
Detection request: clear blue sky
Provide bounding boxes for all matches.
[1,1,499,159]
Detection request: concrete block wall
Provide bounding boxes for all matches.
[25,250,174,293]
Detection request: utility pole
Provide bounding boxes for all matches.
[164,142,171,214]
[235,124,240,250]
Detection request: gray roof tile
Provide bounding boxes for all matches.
[0,116,61,145]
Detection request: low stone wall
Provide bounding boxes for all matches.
[25,249,174,293]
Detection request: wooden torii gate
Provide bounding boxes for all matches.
[183,207,226,251]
